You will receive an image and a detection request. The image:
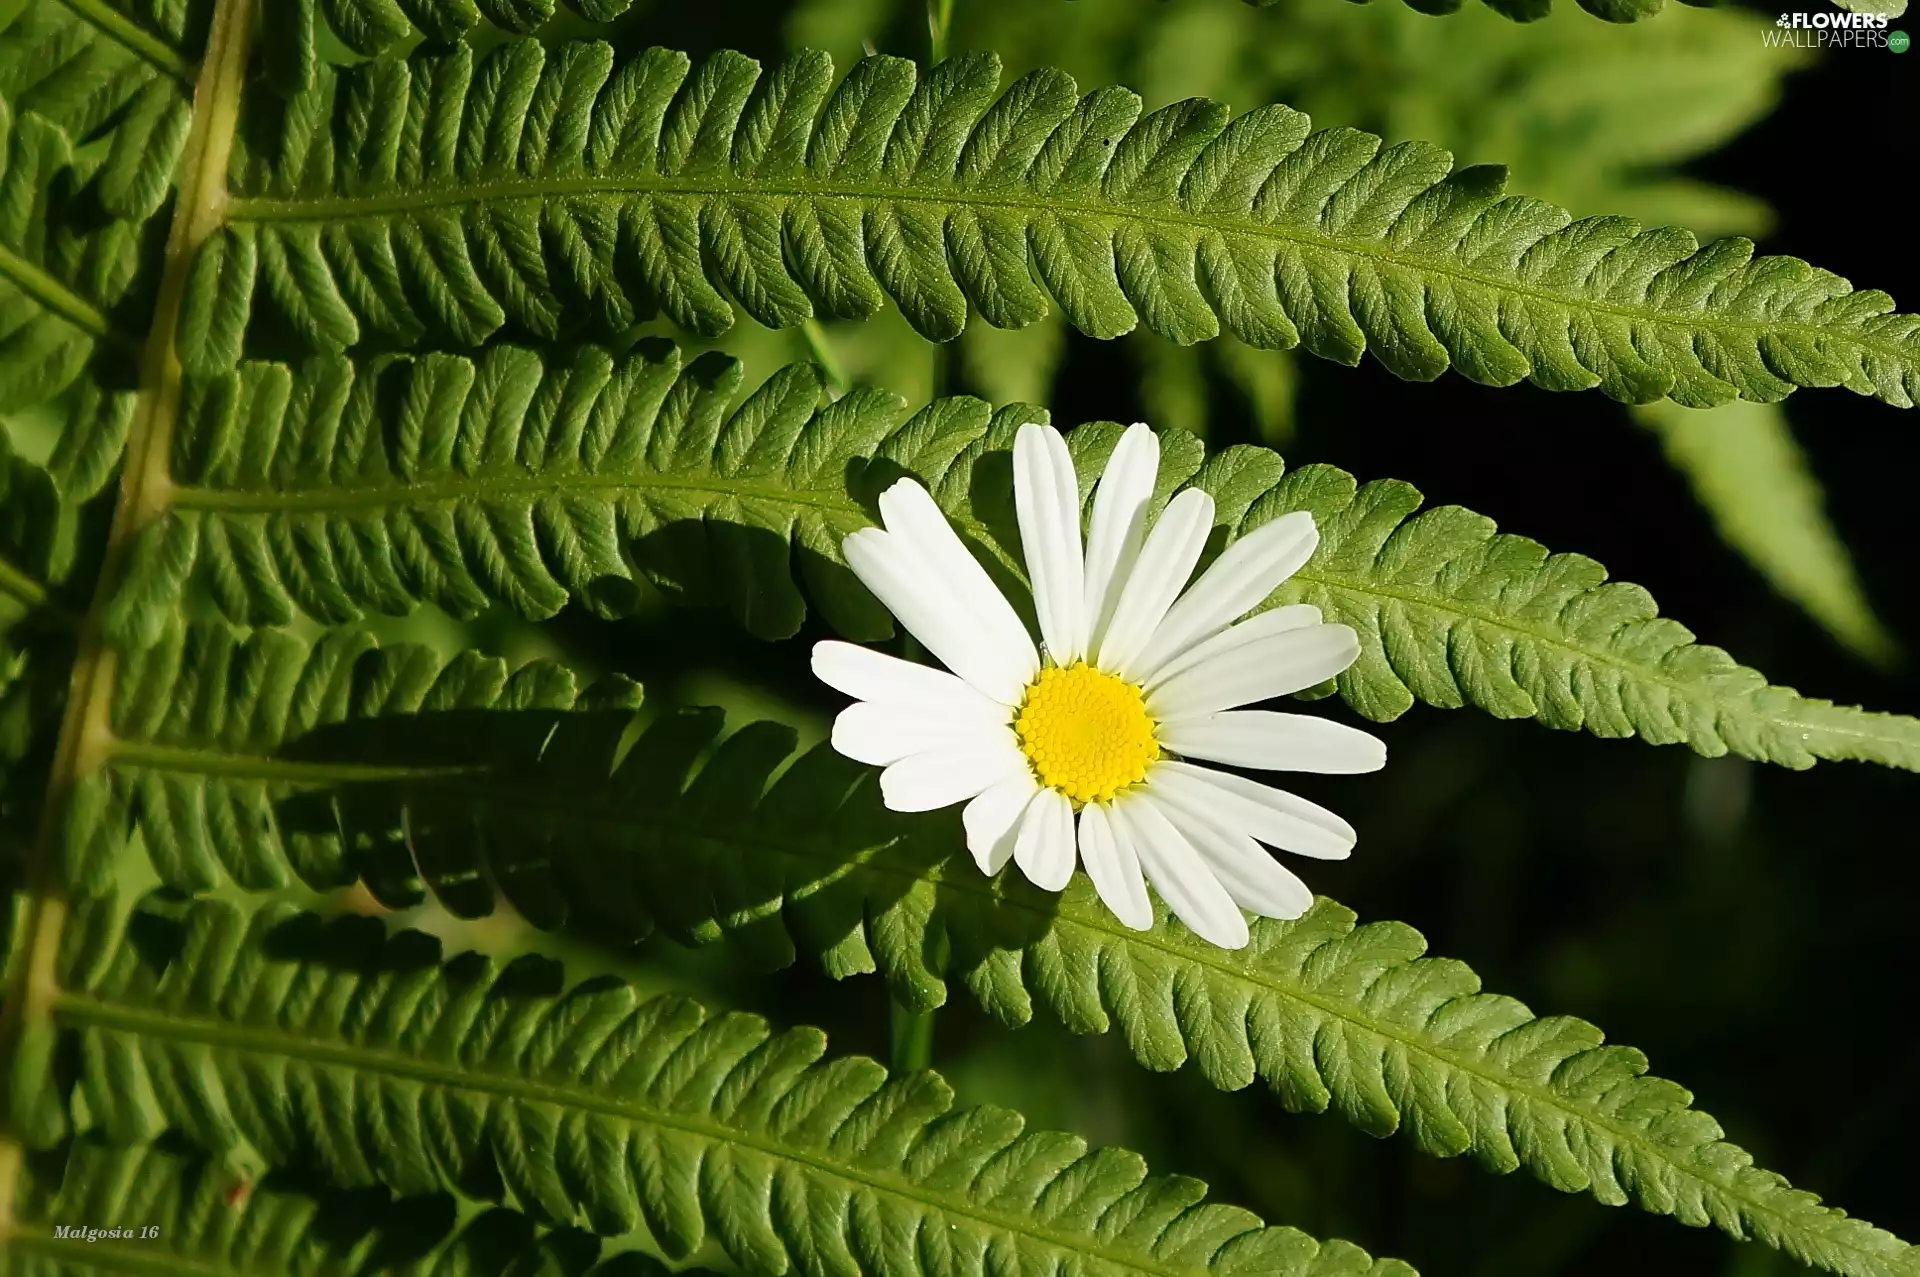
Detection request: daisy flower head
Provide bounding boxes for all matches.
[811,422,1385,950]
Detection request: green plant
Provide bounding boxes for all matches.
[1,1,1914,1275]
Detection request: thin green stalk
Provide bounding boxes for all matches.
[801,319,849,397]
[0,555,49,615]
[930,338,953,403]
[927,0,955,64]
[889,924,946,1074]
[889,996,936,1075]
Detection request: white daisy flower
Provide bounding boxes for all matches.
[811,422,1385,950]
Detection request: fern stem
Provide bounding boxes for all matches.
[0,0,255,1230]
[0,555,49,615]
[0,242,116,341]
[890,926,946,1073]
[801,319,849,396]
[889,997,936,1074]
[926,0,955,63]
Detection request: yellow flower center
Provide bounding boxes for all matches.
[1014,663,1159,805]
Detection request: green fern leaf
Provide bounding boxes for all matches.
[0,0,195,493]
[261,0,320,97]
[7,1141,394,1273]
[1249,0,1802,241]
[0,0,195,220]
[322,0,414,57]
[5,1139,656,1275]
[0,98,130,415]
[126,346,1920,771]
[59,622,639,897]
[52,711,1917,1277]
[304,0,634,59]
[473,0,556,30]
[187,43,1920,408]
[1637,399,1896,665]
[120,342,1015,641]
[396,0,483,42]
[32,893,1413,1277]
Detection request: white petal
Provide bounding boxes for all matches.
[1083,423,1159,653]
[1131,512,1319,676]
[880,741,1027,812]
[876,479,1039,681]
[1152,760,1356,859]
[1013,786,1077,891]
[1146,623,1360,719]
[1076,801,1152,929]
[1158,712,1387,774]
[1141,604,1322,690]
[831,702,1005,766]
[964,773,1041,874]
[1094,487,1215,680]
[1111,793,1248,949]
[1014,423,1088,665]
[1141,789,1314,919]
[812,641,1011,722]
[844,526,1032,705]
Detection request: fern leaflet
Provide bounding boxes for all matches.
[60,623,639,896]
[1636,399,1895,665]
[66,668,1918,1277]
[0,0,194,494]
[122,347,1920,771]
[4,1139,694,1275]
[185,43,1920,408]
[26,894,1413,1277]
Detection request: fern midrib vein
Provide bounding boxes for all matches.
[0,552,50,612]
[106,740,486,784]
[223,177,1914,364]
[166,470,858,516]
[0,241,113,340]
[170,456,1910,753]
[50,993,1206,1277]
[53,0,195,82]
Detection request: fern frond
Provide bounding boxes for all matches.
[126,347,1920,771]
[266,0,634,93]
[188,43,1920,408]
[0,0,195,220]
[6,1140,390,1273]
[52,710,1917,1277]
[1249,0,1801,240]
[59,622,639,896]
[32,894,1413,1277]
[119,342,957,640]
[0,95,132,416]
[1636,399,1894,665]
[0,0,191,491]
[4,1139,659,1275]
